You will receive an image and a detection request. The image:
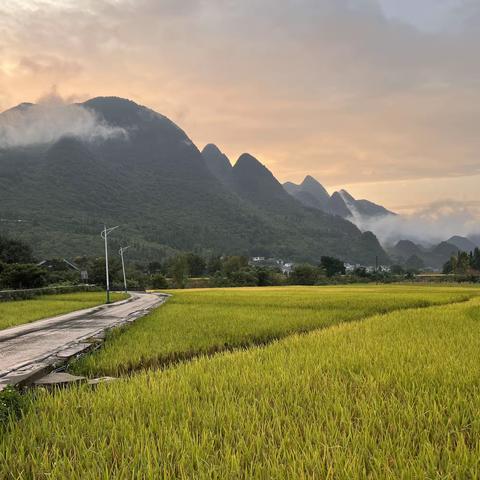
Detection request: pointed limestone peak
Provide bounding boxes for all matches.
[339,189,356,203]
[202,143,226,158]
[201,143,232,183]
[298,175,330,206]
[328,191,352,218]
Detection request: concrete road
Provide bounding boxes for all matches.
[0,292,167,383]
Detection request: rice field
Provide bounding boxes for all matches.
[1,285,480,478]
[73,285,479,377]
[0,291,127,330]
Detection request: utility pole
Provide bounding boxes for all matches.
[101,225,119,304]
[119,246,130,294]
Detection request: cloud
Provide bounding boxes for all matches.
[0,0,479,200]
[0,92,126,149]
[17,55,82,77]
[350,200,480,246]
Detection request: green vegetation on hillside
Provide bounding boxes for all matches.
[1,286,480,478]
[72,285,478,376]
[0,292,127,331]
[0,97,387,264]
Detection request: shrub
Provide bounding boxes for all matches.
[0,387,25,429]
[289,264,320,285]
[150,273,169,290]
[0,264,47,290]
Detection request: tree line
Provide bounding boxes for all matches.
[0,234,357,290]
[4,232,478,292]
[443,249,480,275]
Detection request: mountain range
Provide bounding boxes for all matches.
[283,176,395,220]
[0,97,388,265]
[446,236,479,253]
[388,235,480,270]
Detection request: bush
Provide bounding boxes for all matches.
[289,264,320,285]
[0,387,25,429]
[228,270,258,287]
[0,264,47,290]
[150,274,169,290]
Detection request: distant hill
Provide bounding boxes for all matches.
[469,234,480,248]
[283,176,395,220]
[447,236,478,253]
[0,98,388,264]
[390,240,425,259]
[202,147,390,264]
[431,241,459,259]
[285,176,330,211]
[389,240,458,269]
[231,154,291,209]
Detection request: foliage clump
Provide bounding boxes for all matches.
[0,387,25,429]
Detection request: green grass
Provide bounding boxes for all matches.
[0,292,127,331]
[1,287,480,478]
[72,285,480,377]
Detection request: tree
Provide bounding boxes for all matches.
[206,256,222,275]
[227,269,258,287]
[443,257,455,274]
[88,257,122,287]
[150,273,169,289]
[456,251,470,273]
[354,267,369,278]
[290,264,319,285]
[147,261,164,274]
[444,251,473,274]
[472,248,480,271]
[185,253,206,277]
[169,254,189,289]
[390,264,405,275]
[255,268,274,287]
[0,236,34,264]
[222,256,248,275]
[73,256,90,270]
[0,264,47,290]
[320,256,346,277]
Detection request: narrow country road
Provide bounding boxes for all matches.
[0,292,167,384]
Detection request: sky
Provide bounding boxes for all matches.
[1,0,479,217]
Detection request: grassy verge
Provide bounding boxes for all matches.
[0,292,128,331]
[1,292,480,478]
[72,285,479,377]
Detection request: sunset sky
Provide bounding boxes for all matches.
[1,0,479,215]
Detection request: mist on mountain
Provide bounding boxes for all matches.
[0,95,127,149]
[354,200,480,248]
